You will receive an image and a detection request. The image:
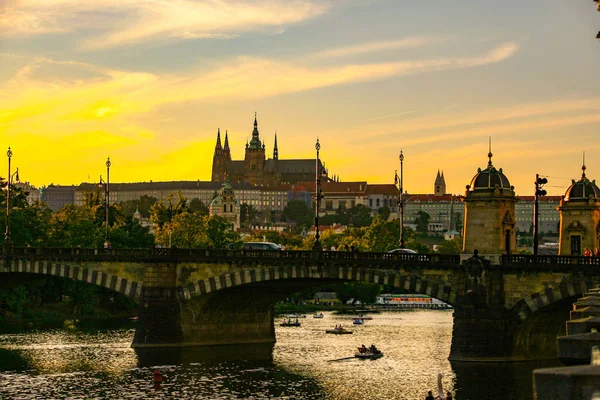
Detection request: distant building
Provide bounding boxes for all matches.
[211,115,330,186]
[14,182,40,205]
[209,181,241,230]
[41,184,76,212]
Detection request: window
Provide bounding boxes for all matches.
[369,199,373,207]
[376,199,380,207]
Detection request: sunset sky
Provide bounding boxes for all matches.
[1,0,599,196]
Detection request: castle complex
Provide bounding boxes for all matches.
[211,114,329,186]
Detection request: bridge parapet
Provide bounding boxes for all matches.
[502,254,600,270]
[2,247,461,268]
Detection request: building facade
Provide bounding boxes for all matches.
[558,164,600,256]
[211,115,329,186]
[209,182,241,230]
[462,150,517,255]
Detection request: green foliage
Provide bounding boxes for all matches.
[0,285,29,318]
[335,282,382,305]
[119,195,157,218]
[240,204,260,225]
[415,210,430,233]
[150,191,188,228]
[46,205,103,247]
[189,198,209,216]
[436,237,462,254]
[377,206,391,221]
[282,200,313,232]
[155,212,241,249]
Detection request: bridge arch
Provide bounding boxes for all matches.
[509,278,600,359]
[179,264,460,306]
[4,258,143,301]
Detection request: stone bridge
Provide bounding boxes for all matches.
[2,247,600,362]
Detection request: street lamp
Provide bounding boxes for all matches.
[313,138,324,251]
[5,147,19,246]
[104,157,111,248]
[533,173,548,256]
[394,150,405,248]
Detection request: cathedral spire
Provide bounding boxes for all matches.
[582,151,587,179]
[273,131,279,160]
[487,137,493,167]
[215,128,222,150]
[224,130,231,159]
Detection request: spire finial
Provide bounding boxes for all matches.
[273,130,279,160]
[487,137,493,166]
[215,128,222,150]
[254,112,257,128]
[582,151,587,179]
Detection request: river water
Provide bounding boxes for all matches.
[0,310,560,399]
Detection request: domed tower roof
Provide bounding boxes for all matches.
[564,163,600,201]
[467,143,513,192]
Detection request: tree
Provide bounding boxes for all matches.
[150,191,188,228]
[240,204,260,226]
[206,215,241,249]
[119,195,157,218]
[378,206,391,221]
[347,204,373,227]
[335,282,382,305]
[415,211,430,233]
[46,205,103,247]
[189,198,209,216]
[282,200,312,232]
[436,237,462,254]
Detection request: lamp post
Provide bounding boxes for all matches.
[394,150,405,248]
[104,157,111,248]
[313,139,323,251]
[5,147,19,246]
[533,173,547,256]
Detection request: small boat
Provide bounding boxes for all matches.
[326,328,353,334]
[280,321,301,327]
[353,319,364,325]
[355,351,384,360]
[287,314,306,318]
[351,315,372,320]
[313,313,324,318]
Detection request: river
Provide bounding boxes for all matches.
[0,310,560,399]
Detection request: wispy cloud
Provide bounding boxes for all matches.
[0,0,332,48]
[315,36,449,58]
[363,109,420,122]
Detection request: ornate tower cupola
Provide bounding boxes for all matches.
[435,169,446,196]
[462,140,517,258]
[273,132,279,160]
[558,155,600,256]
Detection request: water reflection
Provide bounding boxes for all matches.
[0,311,561,399]
[134,342,275,367]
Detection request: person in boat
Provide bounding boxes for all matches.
[360,344,367,354]
[446,392,452,400]
[425,391,434,400]
[295,318,299,324]
[370,344,379,354]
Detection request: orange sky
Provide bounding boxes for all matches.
[1,1,599,196]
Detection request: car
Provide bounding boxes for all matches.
[243,242,281,251]
[387,248,418,254]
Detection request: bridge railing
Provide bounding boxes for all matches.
[2,247,461,266]
[502,254,600,266]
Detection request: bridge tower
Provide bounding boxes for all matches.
[462,144,517,262]
[558,162,600,256]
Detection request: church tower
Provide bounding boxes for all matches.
[223,130,232,161]
[558,160,600,256]
[435,170,446,196]
[273,132,279,161]
[244,113,266,185]
[211,128,227,182]
[462,142,517,258]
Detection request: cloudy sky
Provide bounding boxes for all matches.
[1,0,599,195]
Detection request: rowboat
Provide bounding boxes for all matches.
[325,328,353,334]
[280,321,301,327]
[353,319,364,325]
[355,351,384,360]
[313,313,324,318]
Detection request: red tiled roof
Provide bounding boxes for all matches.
[366,184,398,195]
